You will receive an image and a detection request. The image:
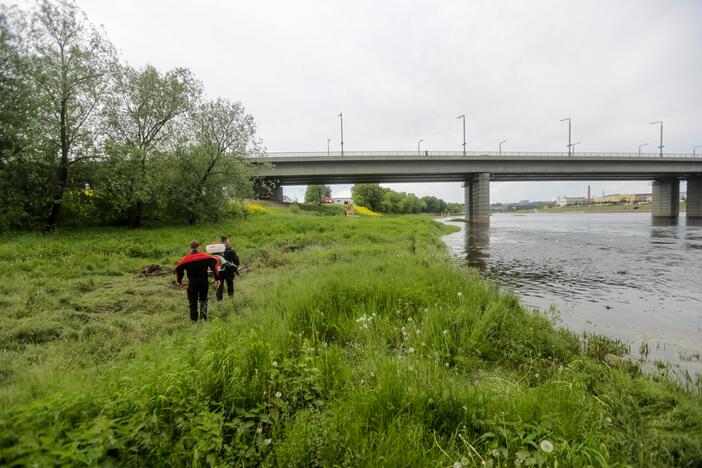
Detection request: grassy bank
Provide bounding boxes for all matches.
[1,205,701,466]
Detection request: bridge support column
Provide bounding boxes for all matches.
[687,175,702,219]
[651,177,679,218]
[271,185,284,203]
[464,173,490,223]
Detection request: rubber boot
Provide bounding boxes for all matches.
[200,300,208,321]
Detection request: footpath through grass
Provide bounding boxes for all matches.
[1,204,701,466]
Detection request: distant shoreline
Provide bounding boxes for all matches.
[504,203,688,214]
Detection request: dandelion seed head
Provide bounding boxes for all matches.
[442,329,448,335]
[264,438,272,445]
[271,361,278,367]
[457,292,463,297]
[453,462,463,468]
[540,440,554,453]
[275,391,282,398]
[408,347,415,353]
[256,427,263,434]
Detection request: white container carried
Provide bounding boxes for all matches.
[205,243,225,254]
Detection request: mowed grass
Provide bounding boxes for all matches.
[0,204,701,466]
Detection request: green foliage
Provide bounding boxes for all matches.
[1,206,701,466]
[304,185,331,206]
[0,2,263,231]
[352,183,386,212]
[354,184,451,215]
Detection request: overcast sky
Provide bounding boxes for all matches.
[11,0,702,202]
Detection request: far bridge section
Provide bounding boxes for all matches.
[252,151,702,223]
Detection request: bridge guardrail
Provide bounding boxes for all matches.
[260,151,700,159]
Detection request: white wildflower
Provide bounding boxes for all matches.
[453,462,463,468]
[457,292,463,297]
[408,347,415,353]
[275,391,282,399]
[264,438,272,445]
[256,427,263,434]
[442,329,448,335]
[272,361,278,367]
[540,440,554,453]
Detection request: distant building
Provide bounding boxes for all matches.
[593,193,652,204]
[555,196,587,207]
[329,197,353,205]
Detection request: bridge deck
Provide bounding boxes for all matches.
[252,153,702,184]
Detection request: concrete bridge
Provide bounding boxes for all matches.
[252,151,702,223]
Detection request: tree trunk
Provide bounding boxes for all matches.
[45,98,70,230]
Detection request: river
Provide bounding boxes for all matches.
[439,212,702,376]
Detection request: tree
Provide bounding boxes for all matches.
[101,64,201,226]
[421,196,447,213]
[28,0,116,229]
[305,185,331,205]
[168,98,263,224]
[352,184,386,212]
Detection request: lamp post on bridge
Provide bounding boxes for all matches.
[499,140,507,156]
[572,141,582,155]
[694,145,701,156]
[338,112,344,156]
[638,143,648,157]
[560,117,572,156]
[327,138,331,156]
[649,121,663,157]
[457,114,466,155]
[417,138,424,156]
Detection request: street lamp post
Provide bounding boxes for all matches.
[499,140,507,156]
[457,114,466,155]
[560,117,572,155]
[572,141,582,154]
[694,145,702,156]
[338,112,344,156]
[638,143,648,157]
[649,121,663,157]
[417,138,424,156]
[327,138,331,156]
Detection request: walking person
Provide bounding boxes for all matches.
[175,240,220,321]
[216,235,239,301]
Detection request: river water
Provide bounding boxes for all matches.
[439,212,702,376]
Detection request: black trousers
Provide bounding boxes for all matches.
[187,283,209,321]
[216,273,234,301]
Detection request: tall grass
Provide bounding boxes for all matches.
[0,205,700,466]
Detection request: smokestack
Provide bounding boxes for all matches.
[587,185,591,200]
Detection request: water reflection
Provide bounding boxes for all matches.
[440,213,702,375]
[465,224,490,271]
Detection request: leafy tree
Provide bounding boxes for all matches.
[166,98,263,224]
[101,64,201,226]
[352,184,386,212]
[421,196,447,213]
[28,0,116,229]
[305,185,331,206]
[0,7,48,230]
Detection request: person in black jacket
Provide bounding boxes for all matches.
[216,235,239,301]
[175,240,220,321]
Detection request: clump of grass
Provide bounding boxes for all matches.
[0,205,701,466]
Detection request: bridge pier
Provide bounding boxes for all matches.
[464,173,491,224]
[651,177,680,218]
[272,186,284,203]
[687,175,702,219]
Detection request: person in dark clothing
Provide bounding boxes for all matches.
[175,240,220,321]
[216,235,239,301]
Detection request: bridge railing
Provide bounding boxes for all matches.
[261,151,700,159]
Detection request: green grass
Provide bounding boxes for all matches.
[0,203,701,466]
